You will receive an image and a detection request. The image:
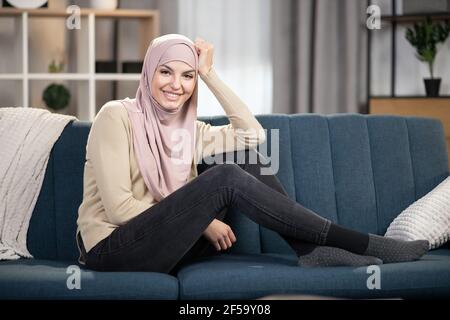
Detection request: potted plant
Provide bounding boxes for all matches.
[43,84,71,111]
[43,60,71,112]
[405,17,450,97]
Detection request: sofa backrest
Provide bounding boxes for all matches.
[27,114,449,260]
[198,114,449,255]
[27,121,91,261]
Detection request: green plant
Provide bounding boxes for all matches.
[43,84,71,111]
[405,17,450,79]
[48,59,64,73]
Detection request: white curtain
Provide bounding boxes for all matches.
[177,0,272,117]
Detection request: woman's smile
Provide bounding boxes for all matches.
[162,90,183,102]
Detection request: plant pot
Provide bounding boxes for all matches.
[424,78,441,97]
[5,0,48,8]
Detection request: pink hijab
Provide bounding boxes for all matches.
[120,34,198,202]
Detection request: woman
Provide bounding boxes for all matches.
[76,34,428,273]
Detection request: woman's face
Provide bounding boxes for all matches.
[151,60,196,111]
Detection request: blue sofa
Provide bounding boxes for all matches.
[1,114,449,300]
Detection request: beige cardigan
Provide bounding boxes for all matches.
[76,68,266,255]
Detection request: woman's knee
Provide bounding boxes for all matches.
[200,163,246,188]
[199,149,272,183]
[207,162,244,179]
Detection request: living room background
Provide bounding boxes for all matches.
[0,0,449,117]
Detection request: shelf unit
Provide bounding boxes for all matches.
[0,8,159,121]
[367,0,450,113]
[367,2,450,167]
[381,13,450,24]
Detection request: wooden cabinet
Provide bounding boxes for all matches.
[370,97,450,168]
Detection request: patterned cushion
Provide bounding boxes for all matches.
[385,176,450,249]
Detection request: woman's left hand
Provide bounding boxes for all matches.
[194,37,214,77]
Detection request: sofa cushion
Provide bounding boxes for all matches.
[370,117,449,233]
[260,115,449,254]
[0,259,179,300]
[254,115,298,254]
[385,176,450,249]
[27,121,91,261]
[177,249,450,300]
[27,115,449,261]
[367,116,417,234]
[52,121,91,261]
[27,155,57,260]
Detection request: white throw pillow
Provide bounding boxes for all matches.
[385,176,450,250]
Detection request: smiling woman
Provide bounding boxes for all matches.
[151,61,197,112]
[75,33,428,274]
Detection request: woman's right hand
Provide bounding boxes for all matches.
[202,219,237,251]
[194,37,214,77]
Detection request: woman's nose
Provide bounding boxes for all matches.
[170,76,181,89]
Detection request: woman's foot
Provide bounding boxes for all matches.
[297,245,383,267]
[364,234,429,263]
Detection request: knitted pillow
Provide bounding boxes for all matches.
[385,176,450,250]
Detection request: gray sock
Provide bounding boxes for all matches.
[364,234,429,263]
[297,245,383,268]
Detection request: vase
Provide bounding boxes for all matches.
[6,0,48,8]
[90,0,118,10]
[424,78,441,97]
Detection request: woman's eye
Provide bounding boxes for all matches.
[184,74,194,79]
[160,70,170,75]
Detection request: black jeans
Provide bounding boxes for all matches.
[79,149,331,274]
